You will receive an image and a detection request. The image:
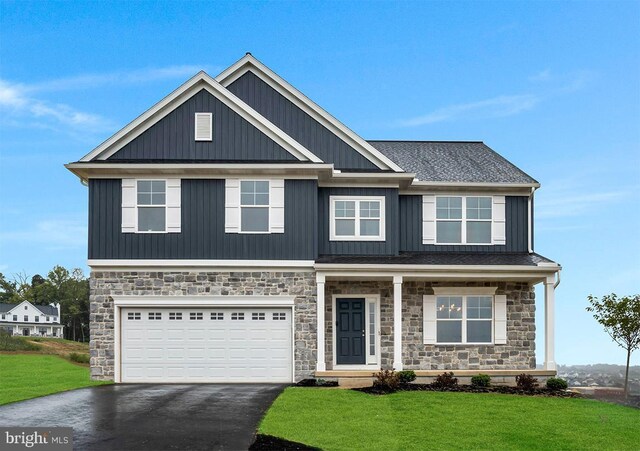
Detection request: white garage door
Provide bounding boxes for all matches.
[120,307,292,383]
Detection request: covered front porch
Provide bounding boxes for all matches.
[313,257,561,383]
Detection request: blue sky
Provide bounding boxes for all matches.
[0,1,638,366]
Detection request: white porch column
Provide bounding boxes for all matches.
[316,273,326,372]
[393,275,403,371]
[543,275,556,371]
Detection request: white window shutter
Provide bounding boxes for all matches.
[423,295,437,344]
[494,294,507,344]
[194,113,212,141]
[225,179,240,233]
[493,196,506,245]
[166,179,181,233]
[121,179,137,233]
[422,195,436,244]
[270,179,285,233]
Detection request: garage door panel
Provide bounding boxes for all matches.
[121,307,292,383]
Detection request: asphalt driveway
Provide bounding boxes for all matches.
[0,384,286,450]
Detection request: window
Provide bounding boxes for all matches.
[35,316,39,322]
[53,316,57,322]
[231,312,245,320]
[127,312,141,320]
[46,316,49,321]
[169,312,182,320]
[436,196,492,244]
[148,312,162,320]
[252,312,265,321]
[1,314,4,320]
[13,315,17,321]
[240,181,269,232]
[272,312,286,321]
[368,302,376,357]
[137,180,166,232]
[24,315,28,322]
[190,312,203,321]
[211,312,224,320]
[24,306,27,310]
[436,296,493,344]
[330,196,385,241]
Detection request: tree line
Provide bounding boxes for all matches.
[0,265,89,342]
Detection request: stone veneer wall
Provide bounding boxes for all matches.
[90,271,316,381]
[325,281,536,371]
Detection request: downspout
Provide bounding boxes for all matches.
[527,186,536,253]
[554,268,561,289]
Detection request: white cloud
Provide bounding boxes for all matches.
[26,65,208,92]
[529,69,552,82]
[0,219,87,250]
[397,70,593,127]
[0,79,112,132]
[397,94,540,126]
[0,64,211,137]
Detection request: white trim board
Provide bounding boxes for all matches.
[215,54,404,173]
[78,71,322,164]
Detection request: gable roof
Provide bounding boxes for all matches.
[0,302,58,316]
[215,54,404,173]
[78,71,323,163]
[367,141,538,185]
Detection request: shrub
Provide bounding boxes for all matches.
[432,372,458,389]
[373,369,400,392]
[546,377,568,391]
[397,370,416,384]
[69,352,90,364]
[0,331,41,351]
[471,374,491,387]
[515,373,539,391]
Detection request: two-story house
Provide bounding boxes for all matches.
[67,54,561,384]
[0,301,63,338]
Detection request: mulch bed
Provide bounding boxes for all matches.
[295,378,339,387]
[250,434,320,451]
[355,384,585,398]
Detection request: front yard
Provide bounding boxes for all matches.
[0,335,110,405]
[0,354,109,405]
[258,387,640,450]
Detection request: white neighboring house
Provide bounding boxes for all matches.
[0,301,64,338]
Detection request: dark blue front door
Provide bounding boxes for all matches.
[336,298,366,365]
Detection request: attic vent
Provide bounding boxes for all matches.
[194,112,213,141]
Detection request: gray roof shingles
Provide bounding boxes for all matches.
[367,141,538,184]
[316,252,555,266]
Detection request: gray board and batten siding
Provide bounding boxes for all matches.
[107,89,298,162]
[88,179,318,260]
[318,187,399,256]
[227,70,381,171]
[399,195,531,253]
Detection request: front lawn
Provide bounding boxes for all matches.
[0,354,110,405]
[259,388,640,450]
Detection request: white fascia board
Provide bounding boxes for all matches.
[410,181,541,189]
[78,71,322,164]
[113,295,295,307]
[314,263,560,272]
[65,162,333,182]
[215,55,405,173]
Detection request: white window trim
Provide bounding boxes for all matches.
[435,294,494,345]
[239,179,271,234]
[331,294,381,369]
[329,195,385,241]
[435,195,493,245]
[136,179,167,234]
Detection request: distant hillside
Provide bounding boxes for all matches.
[555,364,640,393]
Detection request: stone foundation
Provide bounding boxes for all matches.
[325,281,536,371]
[89,270,316,381]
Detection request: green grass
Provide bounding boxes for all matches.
[259,388,640,450]
[0,354,110,405]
